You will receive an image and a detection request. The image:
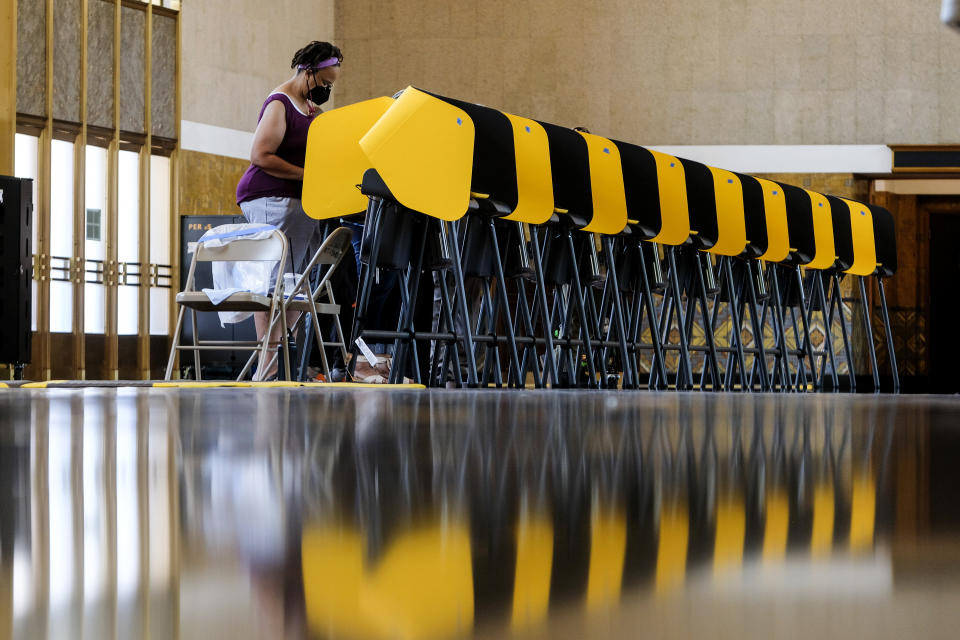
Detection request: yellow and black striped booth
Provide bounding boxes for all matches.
[301,87,899,392]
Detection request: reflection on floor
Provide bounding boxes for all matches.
[1,389,959,639]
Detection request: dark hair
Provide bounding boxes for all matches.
[291,41,343,69]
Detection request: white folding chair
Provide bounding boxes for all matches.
[278,226,353,381]
[165,224,290,381]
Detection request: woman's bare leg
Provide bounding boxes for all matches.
[253,310,301,379]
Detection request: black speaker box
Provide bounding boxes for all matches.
[0,176,33,365]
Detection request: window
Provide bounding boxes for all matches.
[50,139,75,333]
[14,133,39,332]
[86,208,102,241]
[85,146,108,334]
[150,155,172,335]
[12,0,180,380]
[149,0,180,10]
[117,150,140,336]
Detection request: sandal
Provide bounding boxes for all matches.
[354,356,389,384]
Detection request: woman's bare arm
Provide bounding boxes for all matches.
[250,100,304,181]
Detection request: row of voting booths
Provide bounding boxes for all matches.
[303,88,899,391]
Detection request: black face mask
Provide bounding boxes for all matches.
[309,81,331,106]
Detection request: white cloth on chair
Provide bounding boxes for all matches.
[201,287,248,306]
[198,224,280,325]
[198,223,277,249]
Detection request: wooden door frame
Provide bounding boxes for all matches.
[869,184,960,382]
[917,196,960,386]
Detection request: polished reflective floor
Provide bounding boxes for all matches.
[2,388,960,639]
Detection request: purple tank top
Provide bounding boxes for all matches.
[236,93,315,204]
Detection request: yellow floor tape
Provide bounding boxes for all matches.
[20,380,152,389]
[10,380,425,390]
[153,381,426,389]
[151,381,253,388]
[20,380,70,389]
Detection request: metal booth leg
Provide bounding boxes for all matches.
[858,275,881,392]
[528,225,559,387]
[808,271,839,391]
[666,247,695,390]
[513,276,542,388]
[487,217,523,387]
[604,236,634,389]
[722,257,749,392]
[447,219,480,387]
[793,266,819,391]
[693,252,722,391]
[829,273,856,392]
[390,218,429,385]
[347,197,385,381]
[744,260,770,391]
[768,264,794,392]
[564,231,599,389]
[638,242,668,389]
[876,277,900,393]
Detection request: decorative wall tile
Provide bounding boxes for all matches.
[87,0,114,129]
[151,14,176,139]
[53,0,82,123]
[17,0,46,116]
[875,309,925,378]
[119,6,145,133]
[633,269,860,383]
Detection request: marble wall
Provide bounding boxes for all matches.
[87,0,114,129]
[177,0,334,217]
[334,0,960,147]
[152,13,177,139]
[52,0,82,123]
[15,0,154,131]
[16,0,45,117]
[119,5,145,133]
[179,0,335,134]
[1,0,15,175]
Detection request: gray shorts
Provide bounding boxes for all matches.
[239,196,323,275]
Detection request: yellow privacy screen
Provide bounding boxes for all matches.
[360,87,474,221]
[756,178,790,263]
[302,96,395,220]
[578,131,628,235]
[648,150,689,246]
[804,189,837,270]
[840,198,877,276]
[705,167,747,256]
[502,113,554,224]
